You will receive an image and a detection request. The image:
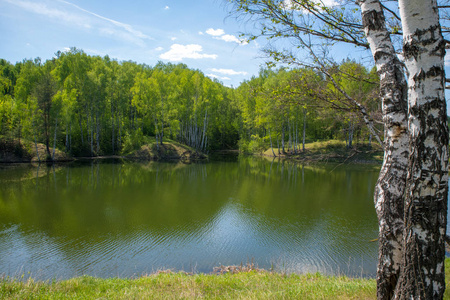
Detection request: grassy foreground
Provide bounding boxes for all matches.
[2,259,450,299]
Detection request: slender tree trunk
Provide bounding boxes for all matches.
[89,113,93,156]
[33,119,40,163]
[112,115,115,155]
[288,120,292,153]
[302,108,306,152]
[96,111,100,154]
[118,113,121,151]
[69,124,71,153]
[277,136,280,155]
[359,1,409,299]
[154,117,159,151]
[66,124,69,153]
[347,121,354,149]
[295,121,298,154]
[200,110,208,152]
[269,127,276,157]
[394,1,448,298]
[52,117,58,161]
[79,112,84,145]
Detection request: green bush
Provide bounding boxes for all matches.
[122,128,144,154]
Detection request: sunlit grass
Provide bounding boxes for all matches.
[261,139,383,163]
[1,272,376,299]
[2,258,450,299]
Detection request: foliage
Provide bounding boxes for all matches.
[0,49,379,159]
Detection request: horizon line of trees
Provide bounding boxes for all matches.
[0,48,380,160]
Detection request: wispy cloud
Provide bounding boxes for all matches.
[205,28,247,45]
[4,0,88,27]
[164,5,170,10]
[210,68,248,76]
[160,44,218,62]
[57,0,152,40]
[4,0,152,46]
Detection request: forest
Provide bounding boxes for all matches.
[0,48,380,160]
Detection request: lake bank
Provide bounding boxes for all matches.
[0,139,207,164]
[258,140,384,165]
[2,258,450,299]
[0,138,382,165]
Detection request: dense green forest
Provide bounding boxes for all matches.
[0,48,380,160]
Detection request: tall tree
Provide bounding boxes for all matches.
[226,0,448,298]
[394,0,448,298]
[33,67,57,159]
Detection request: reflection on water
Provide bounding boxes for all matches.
[0,157,381,280]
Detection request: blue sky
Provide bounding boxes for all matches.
[0,0,266,87]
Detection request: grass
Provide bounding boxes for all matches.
[0,272,376,299]
[126,138,207,162]
[2,259,450,299]
[262,139,383,164]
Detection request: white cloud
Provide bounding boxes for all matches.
[218,34,242,44]
[155,46,164,51]
[205,27,247,45]
[206,28,225,36]
[171,37,177,41]
[164,6,170,10]
[160,44,218,62]
[210,68,248,76]
[207,74,231,81]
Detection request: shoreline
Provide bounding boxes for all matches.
[2,259,450,299]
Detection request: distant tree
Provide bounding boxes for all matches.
[33,67,57,159]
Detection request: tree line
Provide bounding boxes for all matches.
[0,48,379,160]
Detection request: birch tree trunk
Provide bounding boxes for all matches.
[52,117,58,161]
[359,1,409,298]
[302,108,306,152]
[395,1,448,298]
[33,119,40,163]
[269,127,276,157]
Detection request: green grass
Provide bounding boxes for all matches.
[262,139,383,163]
[2,259,450,299]
[1,272,376,300]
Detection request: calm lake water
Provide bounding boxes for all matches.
[0,156,383,280]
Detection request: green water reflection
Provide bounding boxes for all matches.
[0,157,380,280]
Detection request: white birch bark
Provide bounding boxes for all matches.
[395,0,448,298]
[302,108,306,152]
[52,117,58,161]
[358,1,409,298]
[269,127,276,157]
[33,118,40,163]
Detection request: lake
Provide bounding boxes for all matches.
[0,156,382,280]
